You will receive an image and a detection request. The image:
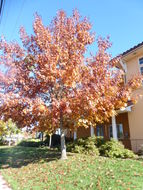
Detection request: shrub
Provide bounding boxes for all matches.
[72,145,85,153]
[88,136,106,148]
[67,137,99,156]
[84,140,99,155]
[66,140,82,153]
[99,139,137,159]
[123,149,137,159]
[137,145,143,156]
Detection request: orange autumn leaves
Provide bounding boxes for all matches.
[0,10,142,132]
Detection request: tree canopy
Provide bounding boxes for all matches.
[0,10,142,158]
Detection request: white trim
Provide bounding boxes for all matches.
[112,115,118,140]
[90,126,94,136]
[116,105,132,114]
[138,56,143,75]
[109,123,124,139]
[73,131,77,140]
[55,128,61,135]
[122,45,143,58]
[120,60,127,73]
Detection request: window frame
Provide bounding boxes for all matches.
[109,124,124,139]
[96,125,104,137]
[138,57,143,75]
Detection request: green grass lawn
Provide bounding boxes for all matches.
[0,146,143,190]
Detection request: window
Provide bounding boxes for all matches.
[139,57,143,75]
[96,125,104,136]
[109,124,124,139]
[117,124,124,139]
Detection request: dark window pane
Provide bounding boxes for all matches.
[139,58,143,65]
[140,67,143,75]
[109,125,113,138]
[117,124,124,139]
[109,124,124,139]
[96,125,104,136]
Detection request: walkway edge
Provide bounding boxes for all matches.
[0,174,12,190]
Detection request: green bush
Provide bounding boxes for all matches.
[86,136,106,147]
[137,145,143,156]
[84,140,99,155]
[123,149,137,158]
[67,136,99,156]
[73,145,85,153]
[99,139,137,159]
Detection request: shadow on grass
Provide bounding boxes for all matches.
[0,146,72,169]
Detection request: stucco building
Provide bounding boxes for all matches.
[72,42,143,152]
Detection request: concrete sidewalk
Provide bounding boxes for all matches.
[0,174,11,190]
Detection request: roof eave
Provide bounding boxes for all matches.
[121,42,143,58]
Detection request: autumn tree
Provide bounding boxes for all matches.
[0,119,20,140]
[0,120,7,139]
[0,10,142,159]
[78,37,142,125]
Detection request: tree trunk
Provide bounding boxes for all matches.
[49,134,52,148]
[60,111,67,160]
[41,132,44,142]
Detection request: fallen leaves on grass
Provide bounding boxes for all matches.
[0,146,143,190]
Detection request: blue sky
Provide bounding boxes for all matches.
[0,0,143,57]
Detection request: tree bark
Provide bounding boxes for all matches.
[112,115,118,140]
[49,134,52,148]
[41,132,44,142]
[60,111,67,160]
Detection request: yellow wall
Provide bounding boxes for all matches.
[123,50,143,152]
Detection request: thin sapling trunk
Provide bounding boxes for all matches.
[60,111,67,160]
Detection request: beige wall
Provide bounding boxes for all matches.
[123,51,143,152]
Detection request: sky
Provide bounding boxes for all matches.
[0,0,143,57]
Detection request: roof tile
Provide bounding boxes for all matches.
[122,41,143,56]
